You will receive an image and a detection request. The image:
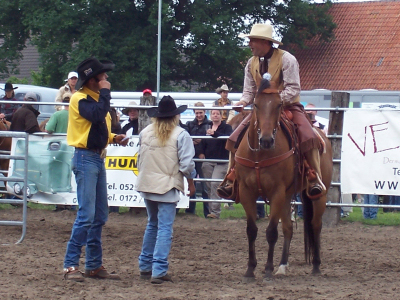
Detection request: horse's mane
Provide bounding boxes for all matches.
[257,78,271,94]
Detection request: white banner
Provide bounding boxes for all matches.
[7,134,189,208]
[341,109,400,195]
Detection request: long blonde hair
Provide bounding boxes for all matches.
[152,115,180,147]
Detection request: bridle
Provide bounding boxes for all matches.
[247,99,283,152]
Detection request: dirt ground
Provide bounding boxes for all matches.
[1,208,399,300]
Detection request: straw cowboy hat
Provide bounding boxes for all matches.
[122,101,138,115]
[216,84,232,94]
[238,23,283,46]
[147,95,187,118]
[75,57,115,90]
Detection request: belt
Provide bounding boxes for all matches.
[75,147,103,154]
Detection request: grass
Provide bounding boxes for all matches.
[3,201,400,226]
[342,206,400,226]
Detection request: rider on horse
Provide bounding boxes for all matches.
[217,23,326,200]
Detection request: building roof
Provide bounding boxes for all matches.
[17,43,40,80]
[290,1,400,91]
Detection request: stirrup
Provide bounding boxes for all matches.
[306,172,326,200]
[217,183,234,199]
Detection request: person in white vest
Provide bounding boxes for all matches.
[136,95,196,284]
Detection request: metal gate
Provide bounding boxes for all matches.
[0,131,29,244]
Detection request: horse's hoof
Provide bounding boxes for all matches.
[275,264,288,275]
[312,268,321,276]
[263,276,273,283]
[242,276,256,283]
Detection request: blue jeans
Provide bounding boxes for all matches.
[186,162,208,214]
[389,196,400,211]
[64,149,109,270]
[256,196,265,218]
[139,200,177,278]
[363,194,378,219]
[296,193,303,218]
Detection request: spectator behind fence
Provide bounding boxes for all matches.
[120,101,139,136]
[388,195,400,212]
[137,95,196,284]
[45,92,71,134]
[305,103,328,135]
[63,57,128,282]
[45,92,75,212]
[214,84,235,123]
[363,194,378,219]
[0,83,20,122]
[10,92,41,133]
[199,109,232,219]
[185,101,212,216]
[108,106,123,213]
[55,71,78,111]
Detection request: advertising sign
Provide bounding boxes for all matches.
[341,109,400,195]
[7,135,190,208]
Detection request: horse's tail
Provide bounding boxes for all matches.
[302,190,315,264]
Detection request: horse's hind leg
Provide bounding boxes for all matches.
[311,196,326,274]
[303,190,326,275]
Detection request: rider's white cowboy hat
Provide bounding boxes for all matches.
[238,24,283,46]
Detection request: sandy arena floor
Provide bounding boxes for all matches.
[0,207,399,300]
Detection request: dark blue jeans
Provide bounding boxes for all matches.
[186,162,209,216]
[64,149,108,270]
[256,196,265,218]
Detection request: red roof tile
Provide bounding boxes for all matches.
[289,1,400,90]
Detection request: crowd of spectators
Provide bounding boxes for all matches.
[2,80,400,219]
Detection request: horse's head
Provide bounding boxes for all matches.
[253,77,282,150]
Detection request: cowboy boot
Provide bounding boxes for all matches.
[217,153,236,199]
[304,148,326,199]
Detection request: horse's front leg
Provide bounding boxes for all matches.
[244,217,258,282]
[264,213,279,280]
[239,188,258,282]
[275,202,293,276]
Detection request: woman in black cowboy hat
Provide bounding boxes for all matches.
[0,82,19,121]
[136,95,196,284]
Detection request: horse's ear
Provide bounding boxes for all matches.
[257,78,271,94]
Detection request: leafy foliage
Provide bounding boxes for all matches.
[0,0,336,92]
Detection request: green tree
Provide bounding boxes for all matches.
[0,0,335,92]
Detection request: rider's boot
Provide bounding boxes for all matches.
[217,153,236,199]
[304,148,326,200]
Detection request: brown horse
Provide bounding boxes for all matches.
[0,118,12,177]
[235,79,332,281]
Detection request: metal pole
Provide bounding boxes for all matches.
[156,0,162,103]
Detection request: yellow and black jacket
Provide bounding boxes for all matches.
[67,86,114,150]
